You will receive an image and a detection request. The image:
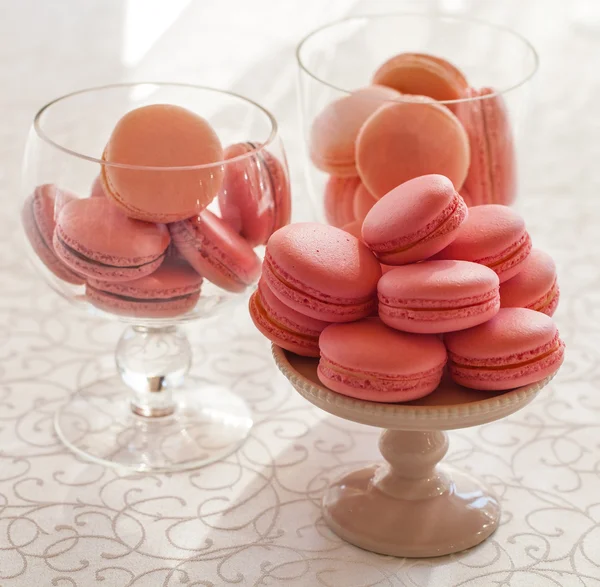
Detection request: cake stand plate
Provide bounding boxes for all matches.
[273,346,553,558]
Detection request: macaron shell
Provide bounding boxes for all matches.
[378,260,500,333]
[500,249,559,316]
[457,88,516,206]
[310,86,402,176]
[434,204,531,282]
[22,190,84,285]
[249,280,329,357]
[445,308,565,390]
[352,183,377,222]
[356,97,470,198]
[362,174,468,265]
[102,104,224,222]
[324,176,359,227]
[317,318,447,402]
[340,220,363,240]
[170,210,261,293]
[54,198,170,281]
[264,223,381,322]
[372,53,469,109]
[90,175,106,198]
[85,260,202,319]
[218,143,291,246]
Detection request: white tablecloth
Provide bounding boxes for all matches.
[1,1,599,585]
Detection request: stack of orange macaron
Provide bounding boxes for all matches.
[311,52,516,230]
[250,174,564,403]
[23,104,291,319]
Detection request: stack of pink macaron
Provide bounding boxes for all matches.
[250,174,564,403]
[312,52,516,230]
[23,104,291,319]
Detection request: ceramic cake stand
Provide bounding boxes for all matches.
[272,345,552,558]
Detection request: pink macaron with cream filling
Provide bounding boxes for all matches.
[324,175,360,227]
[169,209,261,293]
[362,174,468,265]
[263,223,381,322]
[22,184,84,285]
[53,197,170,282]
[318,317,447,402]
[445,308,565,390]
[218,142,291,246]
[249,279,330,357]
[499,249,559,316]
[378,260,500,333]
[86,260,202,319]
[434,204,532,282]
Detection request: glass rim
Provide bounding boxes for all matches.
[33,82,279,171]
[296,12,540,105]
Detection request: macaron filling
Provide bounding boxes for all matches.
[369,193,467,256]
[476,232,531,273]
[319,354,445,393]
[378,290,499,321]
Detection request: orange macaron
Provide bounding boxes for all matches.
[102,104,224,223]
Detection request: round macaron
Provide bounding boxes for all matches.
[310,85,401,177]
[249,279,330,357]
[324,176,360,227]
[434,204,532,283]
[102,104,224,223]
[456,88,516,205]
[356,97,470,198]
[340,220,363,240]
[372,53,468,110]
[318,317,447,402]
[86,260,202,319]
[218,142,291,246]
[263,223,382,322]
[362,174,468,265]
[169,209,261,293]
[378,260,500,334]
[53,197,169,282]
[22,184,84,285]
[352,182,377,223]
[445,307,565,391]
[500,248,559,316]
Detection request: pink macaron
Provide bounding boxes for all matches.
[22,184,84,285]
[318,317,447,402]
[356,96,470,198]
[263,223,381,322]
[169,209,261,293]
[456,88,516,205]
[53,197,170,282]
[378,260,500,334]
[434,204,531,282]
[340,220,363,240]
[362,174,468,265]
[352,182,377,224]
[445,308,565,391]
[90,175,106,198]
[249,279,330,357]
[102,104,224,223]
[86,259,202,319]
[310,86,402,177]
[324,176,360,227]
[218,142,291,246]
[500,249,559,316]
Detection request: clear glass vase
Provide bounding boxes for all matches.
[21,83,290,472]
[296,13,538,221]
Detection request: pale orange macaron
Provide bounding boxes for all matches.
[310,85,401,177]
[356,96,470,198]
[102,104,224,223]
[372,52,469,111]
